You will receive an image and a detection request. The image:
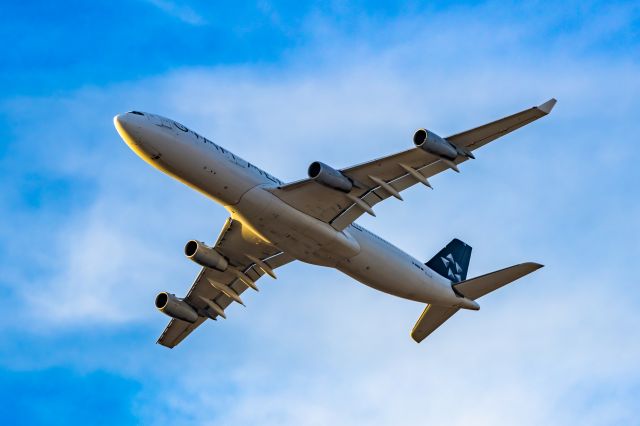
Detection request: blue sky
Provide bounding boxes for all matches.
[1,1,639,425]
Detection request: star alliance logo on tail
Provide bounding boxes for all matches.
[441,254,462,282]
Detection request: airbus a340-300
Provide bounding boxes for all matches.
[114,99,556,348]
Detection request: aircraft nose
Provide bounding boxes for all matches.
[114,111,146,141]
[114,112,145,151]
[114,111,163,160]
[113,111,146,132]
[113,113,132,135]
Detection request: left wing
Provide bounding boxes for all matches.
[269,99,556,230]
[157,218,295,348]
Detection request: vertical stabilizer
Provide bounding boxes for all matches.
[425,238,472,283]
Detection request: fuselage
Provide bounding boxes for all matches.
[114,111,472,308]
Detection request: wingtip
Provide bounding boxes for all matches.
[537,98,557,114]
[524,262,545,270]
[156,340,175,349]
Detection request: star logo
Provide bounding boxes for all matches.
[441,254,462,282]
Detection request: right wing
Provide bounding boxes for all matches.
[157,218,296,348]
[270,99,556,230]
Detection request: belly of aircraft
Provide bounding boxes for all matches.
[226,186,361,266]
[227,187,458,306]
[336,227,458,305]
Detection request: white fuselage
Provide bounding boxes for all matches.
[115,111,470,308]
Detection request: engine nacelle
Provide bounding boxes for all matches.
[184,240,228,271]
[413,129,458,160]
[308,161,353,192]
[155,292,199,323]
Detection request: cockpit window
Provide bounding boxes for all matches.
[129,111,144,116]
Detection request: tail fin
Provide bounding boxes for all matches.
[425,238,472,283]
[411,262,543,343]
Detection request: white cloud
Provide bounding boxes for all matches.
[145,0,205,26]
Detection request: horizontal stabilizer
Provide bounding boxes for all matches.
[411,262,543,343]
[411,304,459,343]
[453,262,543,300]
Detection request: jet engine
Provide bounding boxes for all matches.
[155,292,199,323]
[413,129,458,160]
[184,240,228,271]
[308,161,353,192]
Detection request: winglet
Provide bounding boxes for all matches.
[537,98,557,114]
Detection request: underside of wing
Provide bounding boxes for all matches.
[411,304,459,343]
[269,99,556,230]
[447,98,556,150]
[156,219,295,348]
[157,317,206,349]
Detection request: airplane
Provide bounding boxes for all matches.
[114,98,556,348]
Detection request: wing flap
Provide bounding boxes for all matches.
[272,150,442,226]
[157,317,207,349]
[330,159,459,229]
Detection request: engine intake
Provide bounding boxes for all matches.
[185,240,228,271]
[413,129,458,160]
[308,161,353,192]
[155,292,199,323]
